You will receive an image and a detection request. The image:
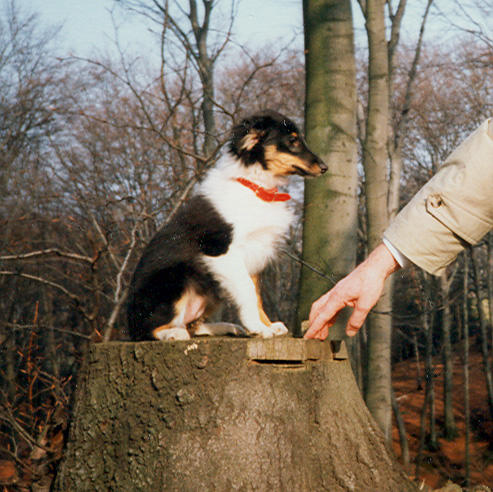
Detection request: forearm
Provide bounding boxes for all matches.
[365,242,402,278]
[385,118,493,276]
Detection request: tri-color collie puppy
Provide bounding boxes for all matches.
[127,110,327,341]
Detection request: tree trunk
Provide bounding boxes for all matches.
[413,331,423,390]
[488,231,493,351]
[198,59,216,158]
[54,338,416,492]
[360,0,393,440]
[387,0,433,221]
[426,277,438,450]
[469,247,493,420]
[184,0,217,159]
[440,272,458,439]
[416,274,438,478]
[463,253,471,486]
[298,0,358,338]
[392,386,409,468]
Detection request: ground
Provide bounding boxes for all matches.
[392,338,493,489]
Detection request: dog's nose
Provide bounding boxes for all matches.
[319,161,328,174]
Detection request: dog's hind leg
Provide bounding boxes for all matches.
[153,325,190,341]
[152,289,208,341]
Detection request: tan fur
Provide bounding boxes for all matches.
[152,288,210,339]
[241,132,261,151]
[251,274,272,326]
[264,145,318,176]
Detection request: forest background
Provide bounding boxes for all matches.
[0,0,492,489]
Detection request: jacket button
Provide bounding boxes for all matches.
[428,194,443,208]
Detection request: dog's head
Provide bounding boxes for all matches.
[228,110,327,177]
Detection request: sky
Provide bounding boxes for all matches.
[21,0,305,59]
[15,0,493,61]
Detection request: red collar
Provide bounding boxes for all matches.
[235,177,291,202]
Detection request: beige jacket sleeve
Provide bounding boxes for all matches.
[384,118,493,276]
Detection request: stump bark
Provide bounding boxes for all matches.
[54,337,416,492]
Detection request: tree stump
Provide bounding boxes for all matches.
[54,337,416,491]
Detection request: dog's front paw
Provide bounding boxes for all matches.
[248,322,288,338]
[266,321,289,337]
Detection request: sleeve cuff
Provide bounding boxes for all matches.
[382,238,410,269]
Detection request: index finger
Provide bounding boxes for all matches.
[305,291,347,339]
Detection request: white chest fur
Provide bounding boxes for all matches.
[199,159,294,274]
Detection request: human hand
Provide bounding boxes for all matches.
[304,243,400,340]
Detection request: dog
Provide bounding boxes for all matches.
[127,110,327,341]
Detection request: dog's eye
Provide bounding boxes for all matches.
[288,135,299,145]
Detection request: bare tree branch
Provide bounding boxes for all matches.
[387,0,407,73]
[0,270,93,321]
[103,216,142,341]
[0,248,95,264]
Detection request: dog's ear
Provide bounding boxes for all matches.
[240,129,265,151]
[228,111,286,166]
[229,116,267,156]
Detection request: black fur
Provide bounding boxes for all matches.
[127,195,233,340]
[127,110,327,341]
[228,109,326,173]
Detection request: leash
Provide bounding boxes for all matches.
[281,248,338,286]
